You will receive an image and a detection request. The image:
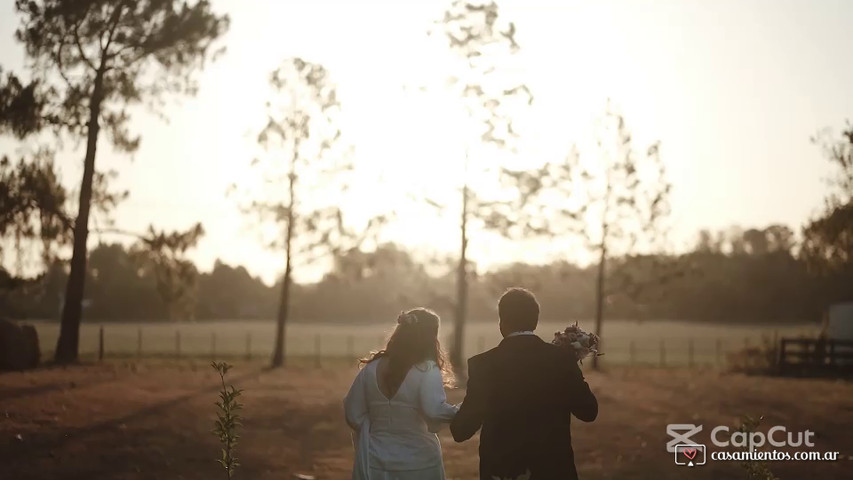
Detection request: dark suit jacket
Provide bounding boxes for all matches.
[450,334,598,480]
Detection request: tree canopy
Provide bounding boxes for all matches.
[10,0,229,362]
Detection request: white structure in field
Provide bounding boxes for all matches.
[827,302,853,340]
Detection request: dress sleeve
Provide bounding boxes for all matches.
[344,366,369,431]
[419,362,459,428]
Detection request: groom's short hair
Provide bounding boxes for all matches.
[498,287,539,333]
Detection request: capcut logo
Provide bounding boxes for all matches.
[666,424,703,453]
[666,424,706,467]
[667,423,836,466]
[710,425,815,452]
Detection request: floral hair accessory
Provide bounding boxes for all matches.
[397,311,418,325]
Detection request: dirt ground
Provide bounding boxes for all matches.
[1,361,851,480]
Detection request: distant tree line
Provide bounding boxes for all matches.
[1,223,839,325]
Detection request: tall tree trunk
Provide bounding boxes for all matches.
[591,240,606,370]
[451,183,469,382]
[54,72,104,364]
[591,172,613,371]
[271,170,296,368]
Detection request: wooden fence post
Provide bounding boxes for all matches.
[687,338,694,368]
[315,334,322,368]
[98,326,104,362]
[829,341,836,368]
[629,340,636,366]
[716,338,723,366]
[772,330,779,367]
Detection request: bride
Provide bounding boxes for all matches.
[344,308,459,480]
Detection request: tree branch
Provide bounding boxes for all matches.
[101,1,127,61]
[72,21,97,72]
[87,227,145,240]
[53,39,79,91]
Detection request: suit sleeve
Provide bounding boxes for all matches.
[564,358,598,422]
[450,358,485,442]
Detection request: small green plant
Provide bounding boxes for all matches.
[736,415,780,480]
[211,361,243,479]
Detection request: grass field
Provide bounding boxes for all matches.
[30,319,820,367]
[1,361,850,480]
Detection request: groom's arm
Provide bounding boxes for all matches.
[450,357,486,442]
[564,358,598,422]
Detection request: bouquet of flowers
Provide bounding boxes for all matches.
[552,322,603,363]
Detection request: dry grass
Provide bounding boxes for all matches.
[1,361,851,480]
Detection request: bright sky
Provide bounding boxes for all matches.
[1,0,852,285]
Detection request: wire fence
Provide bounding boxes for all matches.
[30,320,817,369]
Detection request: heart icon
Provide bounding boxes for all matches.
[683,448,697,460]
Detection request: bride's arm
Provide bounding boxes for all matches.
[343,367,368,431]
[419,363,459,426]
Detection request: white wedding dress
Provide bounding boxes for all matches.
[344,359,458,480]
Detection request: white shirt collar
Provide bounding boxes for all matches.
[505,330,536,338]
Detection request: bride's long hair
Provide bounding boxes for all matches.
[360,308,447,392]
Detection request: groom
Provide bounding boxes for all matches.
[451,287,598,480]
